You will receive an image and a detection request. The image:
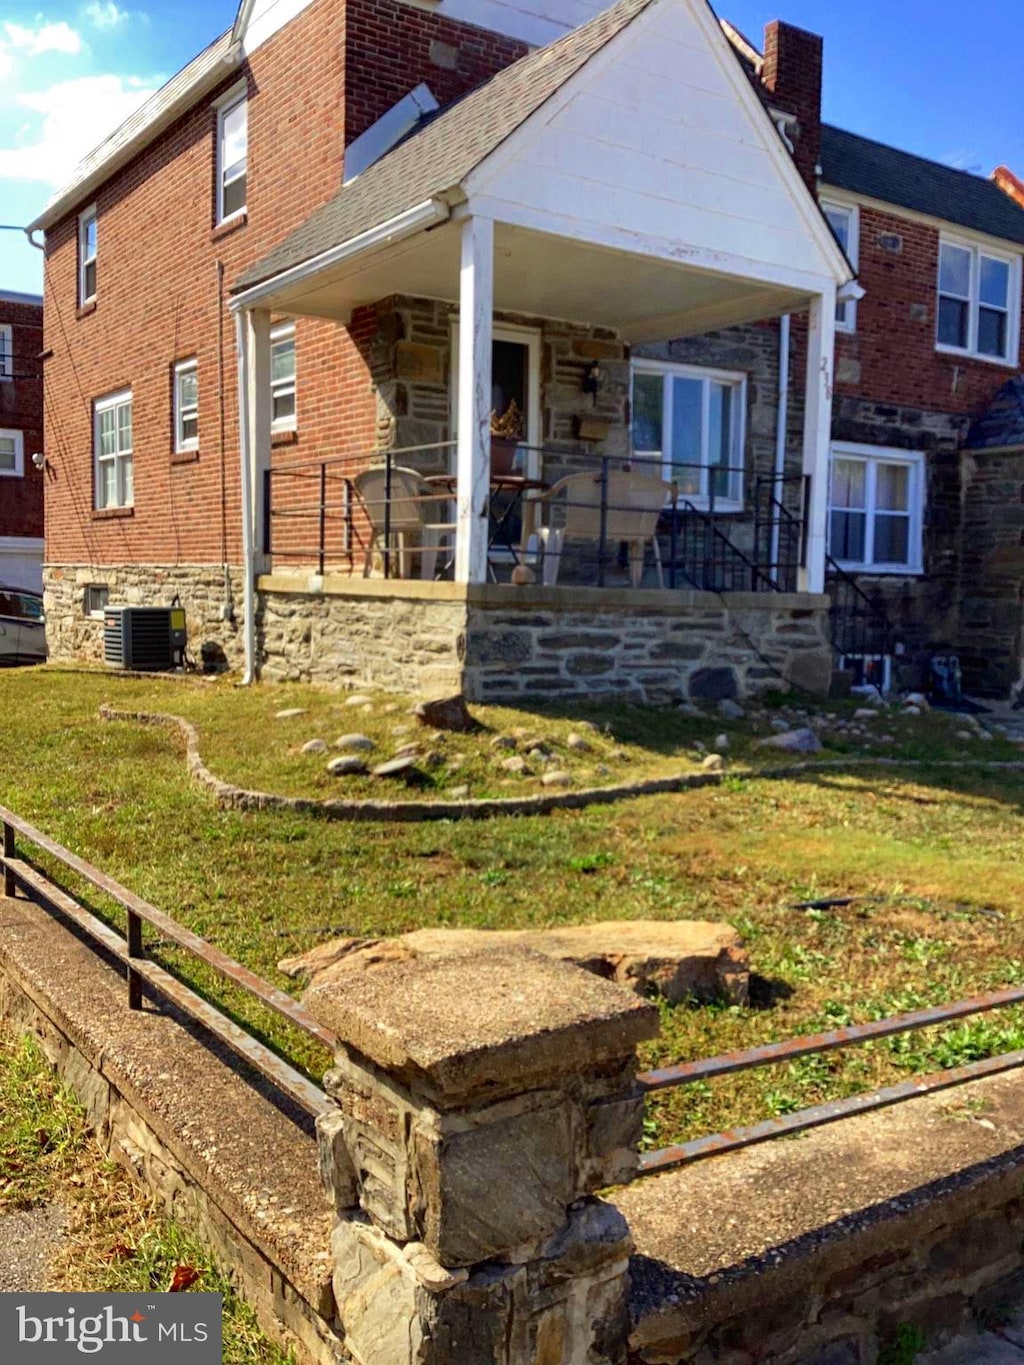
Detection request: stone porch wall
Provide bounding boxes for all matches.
[957,446,1024,697]
[42,563,244,670]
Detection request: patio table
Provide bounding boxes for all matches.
[423,473,550,582]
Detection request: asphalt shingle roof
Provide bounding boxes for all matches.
[820,125,1024,248]
[235,0,657,292]
[965,379,1024,451]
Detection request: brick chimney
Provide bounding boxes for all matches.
[761,20,823,191]
[993,165,1024,211]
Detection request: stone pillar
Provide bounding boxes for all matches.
[305,948,660,1365]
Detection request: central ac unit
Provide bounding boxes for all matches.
[103,605,187,671]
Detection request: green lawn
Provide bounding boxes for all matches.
[3,665,1024,1148]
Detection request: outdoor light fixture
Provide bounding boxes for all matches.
[582,360,603,400]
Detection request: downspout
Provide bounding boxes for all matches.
[234,308,257,685]
[770,313,791,577]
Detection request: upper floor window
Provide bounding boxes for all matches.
[173,359,199,453]
[217,89,248,223]
[271,322,296,431]
[0,428,24,477]
[937,238,1019,364]
[823,200,858,332]
[829,444,923,574]
[631,360,745,510]
[94,389,133,509]
[0,325,11,379]
[79,206,97,305]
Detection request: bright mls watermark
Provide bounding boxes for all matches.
[1,1293,222,1361]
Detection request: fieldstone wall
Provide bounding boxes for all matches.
[42,563,243,669]
[957,447,1024,696]
[463,589,833,704]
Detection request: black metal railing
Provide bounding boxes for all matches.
[825,553,895,688]
[636,983,1024,1177]
[263,443,811,595]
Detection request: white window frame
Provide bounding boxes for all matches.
[173,358,199,453]
[936,234,1021,366]
[0,324,11,380]
[822,198,859,333]
[828,442,924,575]
[0,428,24,478]
[93,388,134,510]
[270,322,296,432]
[84,584,109,619]
[79,205,97,306]
[631,359,747,512]
[215,86,248,225]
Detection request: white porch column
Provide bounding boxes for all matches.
[247,308,273,576]
[800,286,836,594]
[455,215,494,585]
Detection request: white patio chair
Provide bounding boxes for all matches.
[535,470,676,588]
[352,466,455,580]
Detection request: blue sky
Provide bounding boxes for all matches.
[1,0,1023,294]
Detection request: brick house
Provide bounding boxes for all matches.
[32,0,854,703]
[0,290,44,592]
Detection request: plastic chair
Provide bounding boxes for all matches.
[352,466,455,580]
[535,470,675,588]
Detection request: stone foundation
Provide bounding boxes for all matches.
[257,576,833,703]
[43,563,244,670]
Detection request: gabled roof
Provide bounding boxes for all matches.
[821,125,1024,248]
[235,0,658,291]
[965,379,1024,452]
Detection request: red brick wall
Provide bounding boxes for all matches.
[42,0,524,569]
[761,21,822,192]
[834,203,1024,417]
[0,299,44,541]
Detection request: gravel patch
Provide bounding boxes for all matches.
[0,1203,66,1291]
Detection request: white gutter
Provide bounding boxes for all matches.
[234,309,257,685]
[770,313,791,576]
[229,198,451,311]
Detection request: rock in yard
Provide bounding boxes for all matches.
[502,756,527,774]
[275,708,308,720]
[717,699,745,720]
[567,733,591,752]
[756,727,823,755]
[541,770,572,788]
[854,708,879,720]
[701,753,726,773]
[393,743,421,759]
[713,733,730,752]
[903,705,922,717]
[345,695,374,708]
[373,756,422,780]
[327,755,369,776]
[301,738,328,755]
[448,785,470,800]
[414,694,478,733]
[523,737,552,756]
[490,735,517,751]
[769,717,791,732]
[284,920,750,1006]
[335,733,376,752]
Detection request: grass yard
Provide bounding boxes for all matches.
[2,665,1024,1151]
[0,1029,291,1364]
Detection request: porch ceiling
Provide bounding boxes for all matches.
[258,218,814,345]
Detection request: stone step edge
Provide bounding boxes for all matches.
[98,704,1024,824]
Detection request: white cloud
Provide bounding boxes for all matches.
[0,73,159,186]
[2,20,83,56]
[84,3,129,30]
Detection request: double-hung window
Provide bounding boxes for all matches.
[0,429,24,476]
[0,324,11,379]
[79,206,97,305]
[94,390,134,509]
[631,361,745,509]
[216,89,248,223]
[937,238,1019,363]
[829,444,923,574]
[270,322,296,431]
[822,200,858,331]
[174,359,199,453]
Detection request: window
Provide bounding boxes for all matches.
[631,361,745,508]
[0,324,11,379]
[216,90,248,223]
[173,359,199,453]
[0,428,23,477]
[79,206,97,305]
[829,444,923,573]
[94,390,134,509]
[937,238,1019,362]
[84,584,109,618]
[270,322,296,430]
[823,200,858,331]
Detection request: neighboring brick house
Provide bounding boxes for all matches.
[0,290,44,592]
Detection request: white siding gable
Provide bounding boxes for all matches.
[423,0,612,48]
[464,0,848,294]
